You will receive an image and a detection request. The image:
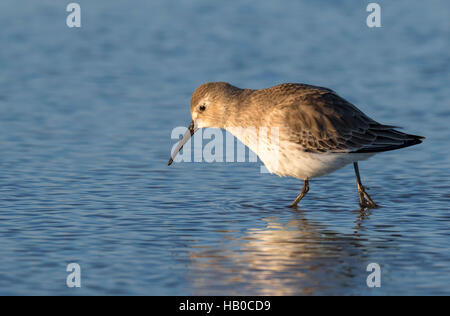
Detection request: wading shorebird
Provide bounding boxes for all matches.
[168,82,424,209]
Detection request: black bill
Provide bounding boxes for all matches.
[168,120,198,166]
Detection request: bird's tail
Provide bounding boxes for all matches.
[353,127,425,154]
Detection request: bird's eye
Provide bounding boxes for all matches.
[199,105,206,112]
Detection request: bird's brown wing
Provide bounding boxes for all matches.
[275,89,423,153]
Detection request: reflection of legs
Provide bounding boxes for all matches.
[290,179,309,207]
[353,162,377,209]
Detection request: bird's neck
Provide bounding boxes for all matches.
[224,89,267,129]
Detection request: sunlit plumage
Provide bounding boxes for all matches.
[169,82,424,208]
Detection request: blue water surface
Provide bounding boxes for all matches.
[0,0,449,295]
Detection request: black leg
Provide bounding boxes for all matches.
[353,162,377,209]
[290,179,309,207]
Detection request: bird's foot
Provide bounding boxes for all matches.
[289,191,307,208]
[289,181,309,208]
[358,185,378,209]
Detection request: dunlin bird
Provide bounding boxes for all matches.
[168,82,424,209]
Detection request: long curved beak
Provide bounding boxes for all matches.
[168,120,199,166]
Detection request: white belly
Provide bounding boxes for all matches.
[227,127,374,179]
[265,145,375,179]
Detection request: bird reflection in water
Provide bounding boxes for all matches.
[187,211,372,295]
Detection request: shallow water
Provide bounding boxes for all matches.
[0,0,449,295]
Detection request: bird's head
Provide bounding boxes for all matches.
[169,82,240,165]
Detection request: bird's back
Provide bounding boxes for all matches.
[235,83,424,154]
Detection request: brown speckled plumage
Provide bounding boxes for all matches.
[190,82,424,154]
[171,81,424,208]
